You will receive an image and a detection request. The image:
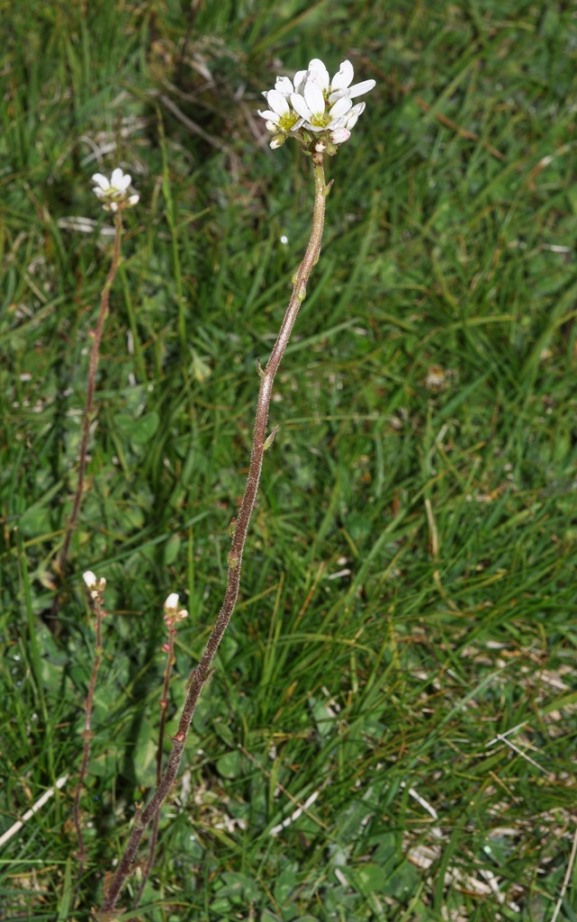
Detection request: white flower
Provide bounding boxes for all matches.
[164,592,180,612]
[290,81,353,133]
[258,89,303,148]
[164,592,189,622]
[91,168,139,212]
[329,102,368,145]
[291,59,375,135]
[259,58,375,151]
[83,570,106,599]
[83,570,98,589]
[306,58,376,104]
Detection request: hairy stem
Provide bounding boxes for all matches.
[57,212,123,580]
[98,155,329,916]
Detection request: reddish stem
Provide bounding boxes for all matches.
[73,590,106,869]
[57,212,123,579]
[98,156,329,916]
[134,622,177,903]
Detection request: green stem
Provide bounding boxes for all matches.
[98,154,330,916]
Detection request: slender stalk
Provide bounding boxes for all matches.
[134,617,178,905]
[74,587,106,869]
[56,212,124,580]
[97,154,329,917]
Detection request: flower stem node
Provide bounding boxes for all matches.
[91,168,140,213]
[83,570,107,600]
[259,58,375,155]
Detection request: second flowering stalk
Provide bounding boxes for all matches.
[56,170,139,584]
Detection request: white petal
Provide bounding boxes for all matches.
[351,101,366,116]
[275,76,293,96]
[329,96,353,119]
[83,570,97,588]
[258,109,281,123]
[290,93,312,121]
[347,79,376,99]
[307,58,330,91]
[270,136,284,149]
[127,194,139,207]
[111,167,130,190]
[264,89,290,116]
[345,102,366,129]
[165,592,180,611]
[331,60,354,91]
[91,173,110,191]
[303,81,325,116]
[293,69,308,92]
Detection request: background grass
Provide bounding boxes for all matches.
[1,0,577,919]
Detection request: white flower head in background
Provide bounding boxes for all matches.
[163,592,189,624]
[91,168,139,212]
[259,58,375,154]
[83,570,107,600]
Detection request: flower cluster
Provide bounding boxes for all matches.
[91,168,139,213]
[258,58,375,154]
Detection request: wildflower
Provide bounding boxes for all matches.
[91,168,139,213]
[83,570,98,589]
[258,89,303,149]
[259,58,375,153]
[290,81,354,134]
[83,570,107,600]
[163,592,189,624]
[306,58,376,104]
[326,103,369,147]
